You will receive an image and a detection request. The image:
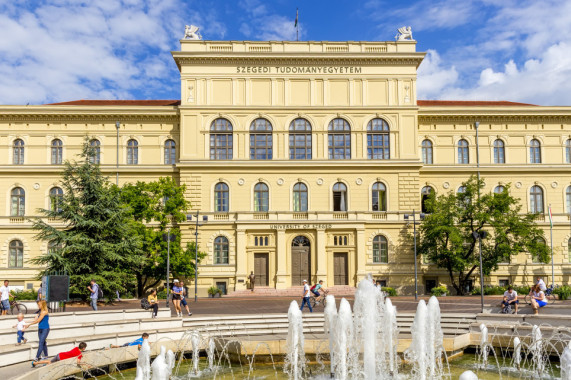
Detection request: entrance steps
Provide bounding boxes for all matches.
[226,285,357,297]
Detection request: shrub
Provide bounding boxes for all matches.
[157,289,168,299]
[471,285,506,295]
[554,285,571,300]
[207,286,221,296]
[381,287,397,297]
[10,289,37,300]
[431,285,448,297]
[512,285,531,296]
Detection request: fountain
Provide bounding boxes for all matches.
[513,336,521,370]
[479,323,489,366]
[285,300,305,380]
[150,346,168,380]
[459,370,479,379]
[134,339,151,380]
[207,337,216,371]
[561,341,571,380]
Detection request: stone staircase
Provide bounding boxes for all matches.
[226,285,357,297]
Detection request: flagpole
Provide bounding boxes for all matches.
[295,8,299,41]
[550,204,554,286]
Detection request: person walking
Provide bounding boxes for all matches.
[26,300,50,361]
[0,280,9,316]
[179,282,192,317]
[147,289,159,318]
[171,279,183,317]
[299,279,313,313]
[248,271,256,292]
[87,279,99,311]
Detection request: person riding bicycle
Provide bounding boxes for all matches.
[536,277,547,292]
[310,280,326,302]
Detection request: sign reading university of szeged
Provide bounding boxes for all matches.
[236,66,363,74]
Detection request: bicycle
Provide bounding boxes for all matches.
[310,289,329,308]
[9,295,28,315]
[524,284,556,305]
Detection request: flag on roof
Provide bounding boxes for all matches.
[294,8,298,27]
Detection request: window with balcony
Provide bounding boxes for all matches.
[367,118,389,159]
[210,118,233,160]
[333,182,348,211]
[214,236,229,264]
[214,182,229,212]
[493,139,505,164]
[9,240,23,268]
[421,139,433,164]
[328,118,351,159]
[458,139,469,164]
[11,187,25,216]
[530,185,544,214]
[254,183,269,212]
[51,139,63,164]
[289,118,312,159]
[372,182,387,211]
[164,139,176,164]
[13,139,24,165]
[250,118,273,160]
[373,235,388,263]
[293,182,308,212]
[530,139,541,163]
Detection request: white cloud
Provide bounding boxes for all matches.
[0,0,225,105]
[238,0,300,41]
[417,50,458,99]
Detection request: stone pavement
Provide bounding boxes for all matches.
[57,295,565,315]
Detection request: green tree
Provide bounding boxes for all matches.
[120,177,206,297]
[418,176,550,295]
[30,140,142,300]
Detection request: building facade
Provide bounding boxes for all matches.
[1,38,571,295]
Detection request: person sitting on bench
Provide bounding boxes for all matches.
[501,286,519,314]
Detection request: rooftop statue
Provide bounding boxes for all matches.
[183,25,202,40]
[395,26,413,41]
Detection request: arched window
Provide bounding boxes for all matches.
[533,237,547,263]
[493,139,505,164]
[51,139,63,165]
[373,235,388,263]
[89,139,101,164]
[566,139,571,164]
[421,186,434,213]
[127,139,138,165]
[458,186,467,194]
[10,187,25,216]
[333,182,348,211]
[289,118,312,160]
[48,241,62,256]
[214,182,229,212]
[421,139,433,164]
[367,118,390,159]
[210,118,233,160]
[530,185,544,213]
[458,139,469,164]
[372,182,387,211]
[250,118,273,160]
[293,182,308,212]
[254,183,269,212]
[214,236,229,264]
[328,118,351,159]
[9,240,23,268]
[494,185,506,194]
[567,186,571,214]
[49,187,63,213]
[164,139,176,165]
[530,139,541,163]
[13,139,24,165]
[568,238,571,264]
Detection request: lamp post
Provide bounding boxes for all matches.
[187,212,208,302]
[404,210,425,301]
[115,121,120,186]
[475,121,485,313]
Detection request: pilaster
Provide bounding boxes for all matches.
[235,229,247,290]
[275,229,288,288]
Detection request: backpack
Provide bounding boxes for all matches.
[140,298,150,310]
[310,284,316,291]
[97,285,104,299]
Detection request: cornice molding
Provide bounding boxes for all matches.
[0,113,179,123]
[419,115,571,123]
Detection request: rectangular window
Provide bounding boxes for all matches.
[499,279,510,287]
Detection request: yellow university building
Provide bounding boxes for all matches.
[2,37,571,295]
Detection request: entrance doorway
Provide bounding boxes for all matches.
[425,279,437,294]
[291,236,311,286]
[254,253,269,286]
[333,252,348,285]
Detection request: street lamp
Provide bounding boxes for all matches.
[187,212,208,302]
[115,121,120,186]
[404,210,425,301]
[475,121,485,313]
[162,229,176,307]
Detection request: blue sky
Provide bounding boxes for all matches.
[1,0,571,105]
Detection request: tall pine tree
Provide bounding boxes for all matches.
[31,139,142,300]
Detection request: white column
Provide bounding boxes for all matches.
[235,229,247,290]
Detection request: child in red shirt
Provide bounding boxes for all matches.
[32,342,87,367]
